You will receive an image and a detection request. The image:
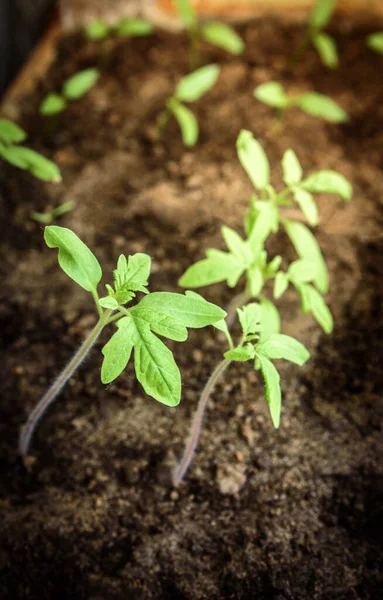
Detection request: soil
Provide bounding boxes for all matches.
[1,19,383,600]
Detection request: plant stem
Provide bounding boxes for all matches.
[188,27,200,71]
[156,107,171,142]
[19,317,106,457]
[226,289,251,329]
[172,357,231,486]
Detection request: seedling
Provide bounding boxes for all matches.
[30,200,76,224]
[40,68,100,116]
[294,0,338,68]
[157,64,220,146]
[173,130,352,484]
[85,16,154,41]
[175,0,245,69]
[366,32,383,54]
[0,118,61,182]
[254,81,349,125]
[19,226,225,457]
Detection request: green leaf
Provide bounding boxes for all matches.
[115,18,153,37]
[174,0,197,28]
[298,283,333,333]
[282,149,302,186]
[297,92,348,123]
[221,226,252,264]
[99,296,119,309]
[44,226,102,293]
[200,22,245,55]
[85,18,110,40]
[312,32,338,68]
[179,250,245,288]
[0,145,62,182]
[293,188,318,226]
[367,32,383,54]
[253,82,288,109]
[237,303,261,337]
[101,317,135,384]
[114,253,151,292]
[309,0,336,30]
[40,93,67,116]
[237,130,270,191]
[131,308,188,342]
[257,354,281,428]
[288,259,316,283]
[284,219,328,293]
[168,98,199,147]
[247,201,279,256]
[136,291,226,328]
[225,344,255,362]
[265,255,282,277]
[257,333,310,365]
[259,297,281,341]
[63,68,100,100]
[302,170,352,201]
[247,265,264,297]
[0,118,26,144]
[274,272,289,299]
[175,64,220,102]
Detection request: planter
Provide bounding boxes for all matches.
[0,16,382,600]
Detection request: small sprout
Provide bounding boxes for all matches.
[157,64,220,146]
[254,82,348,126]
[84,16,153,41]
[85,18,110,40]
[0,118,61,182]
[294,0,338,68]
[40,68,100,116]
[366,32,383,54]
[19,226,225,457]
[31,200,76,224]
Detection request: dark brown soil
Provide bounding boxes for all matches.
[1,19,383,600]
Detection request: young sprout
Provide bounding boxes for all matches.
[294,0,338,68]
[157,64,220,147]
[254,81,349,126]
[175,0,245,69]
[366,32,383,54]
[40,68,100,116]
[0,118,61,182]
[30,200,76,224]
[19,226,226,458]
[85,16,154,41]
[173,130,352,484]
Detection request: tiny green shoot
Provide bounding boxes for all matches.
[40,68,100,116]
[85,16,153,41]
[19,226,226,457]
[0,118,61,182]
[294,0,338,68]
[157,64,220,146]
[366,32,383,54]
[30,200,76,224]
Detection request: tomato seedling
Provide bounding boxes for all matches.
[85,16,154,41]
[294,0,338,68]
[40,68,100,116]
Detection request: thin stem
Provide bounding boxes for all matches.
[92,289,103,318]
[19,317,106,457]
[156,106,171,142]
[172,358,231,486]
[188,27,201,71]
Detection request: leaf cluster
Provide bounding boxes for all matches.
[40,68,100,116]
[0,118,61,182]
[84,16,153,41]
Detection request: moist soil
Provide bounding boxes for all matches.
[0,19,382,600]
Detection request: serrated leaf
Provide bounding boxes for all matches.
[367,32,383,54]
[225,344,255,362]
[174,0,197,27]
[288,259,316,283]
[175,64,220,102]
[257,354,281,428]
[44,226,102,293]
[115,253,151,291]
[221,226,252,264]
[259,297,281,341]
[284,219,328,293]
[131,308,188,342]
[237,130,270,191]
[257,333,310,365]
[40,93,67,116]
[99,296,119,309]
[309,0,336,30]
[115,290,135,305]
[274,272,289,299]
[301,170,352,201]
[253,82,288,109]
[63,68,100,100]
[85,18,110,40]
[293,188,318,226]
[312,32,338,68]
[168,98,199,147]
[247,265,264,297]
[200,22,245,55]
[282,149,302,186]
[179,250,245,288]
[101,317,135,383]
[297,283,333,333]
[0,118,26,144]
[297,92,348,123]
[237,303,261,337]
[115,18,153,37]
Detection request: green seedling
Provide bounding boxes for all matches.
[294,0,338,68]
[366,32,383,54]
[0,118,61,182]
[157,64,220,146]
[85,16,153,41]
[175,0,245,69]
[19,226,225,457]
[254,81,349,126]
[173,130,352,484]
[40,68,100,116]
[30,200,76,224]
